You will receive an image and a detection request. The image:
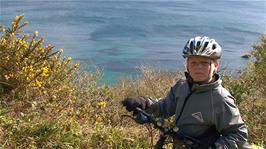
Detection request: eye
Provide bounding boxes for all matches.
[201,61,210,66]
[189,61,210,67]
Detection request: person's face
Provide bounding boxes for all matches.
[187,56,218,83]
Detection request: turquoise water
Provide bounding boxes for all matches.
[0,0,265,84]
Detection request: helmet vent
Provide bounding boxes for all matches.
[212,44,217,50]
[196,41,201,49]
[203,42,209,50]
[190,41,194,51]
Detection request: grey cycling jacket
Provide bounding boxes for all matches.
[147,73,248,148]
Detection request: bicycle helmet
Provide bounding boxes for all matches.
[183,36,222,59]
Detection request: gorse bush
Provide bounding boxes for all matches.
[0,16,82,148]
[0,16,79,96]
[0,16,265,148]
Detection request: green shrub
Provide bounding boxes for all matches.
[251,35,266,97]
[242,35,266,145]
[223,35,266,145]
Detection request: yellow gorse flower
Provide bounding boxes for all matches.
[95,114,103,127]
[97,101,107,108]
[40,66,49,77]
[22,65,34,72]
[34,79,42,87]
[17,38,28,48]
[0,38,7,45]
[15,15,20,20]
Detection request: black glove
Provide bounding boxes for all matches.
[134,112,150,124]
[122,96,153,112]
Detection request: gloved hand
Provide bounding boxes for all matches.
[134,112,150,124]
[122,96,153,112]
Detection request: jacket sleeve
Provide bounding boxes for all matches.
[146,80,181,118]
[214,94,248,149]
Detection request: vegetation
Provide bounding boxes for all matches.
[222,36,266,146]
[0,16,265,148]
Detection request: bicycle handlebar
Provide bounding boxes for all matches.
[133,107,204,148]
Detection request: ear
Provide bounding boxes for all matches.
[214,62,219,72]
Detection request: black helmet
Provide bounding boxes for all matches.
[183,36,222,59]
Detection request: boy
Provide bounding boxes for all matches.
[122,36,248,148]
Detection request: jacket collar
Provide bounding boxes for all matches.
[185,72,222,93]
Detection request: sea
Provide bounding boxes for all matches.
[0,0,265,84]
